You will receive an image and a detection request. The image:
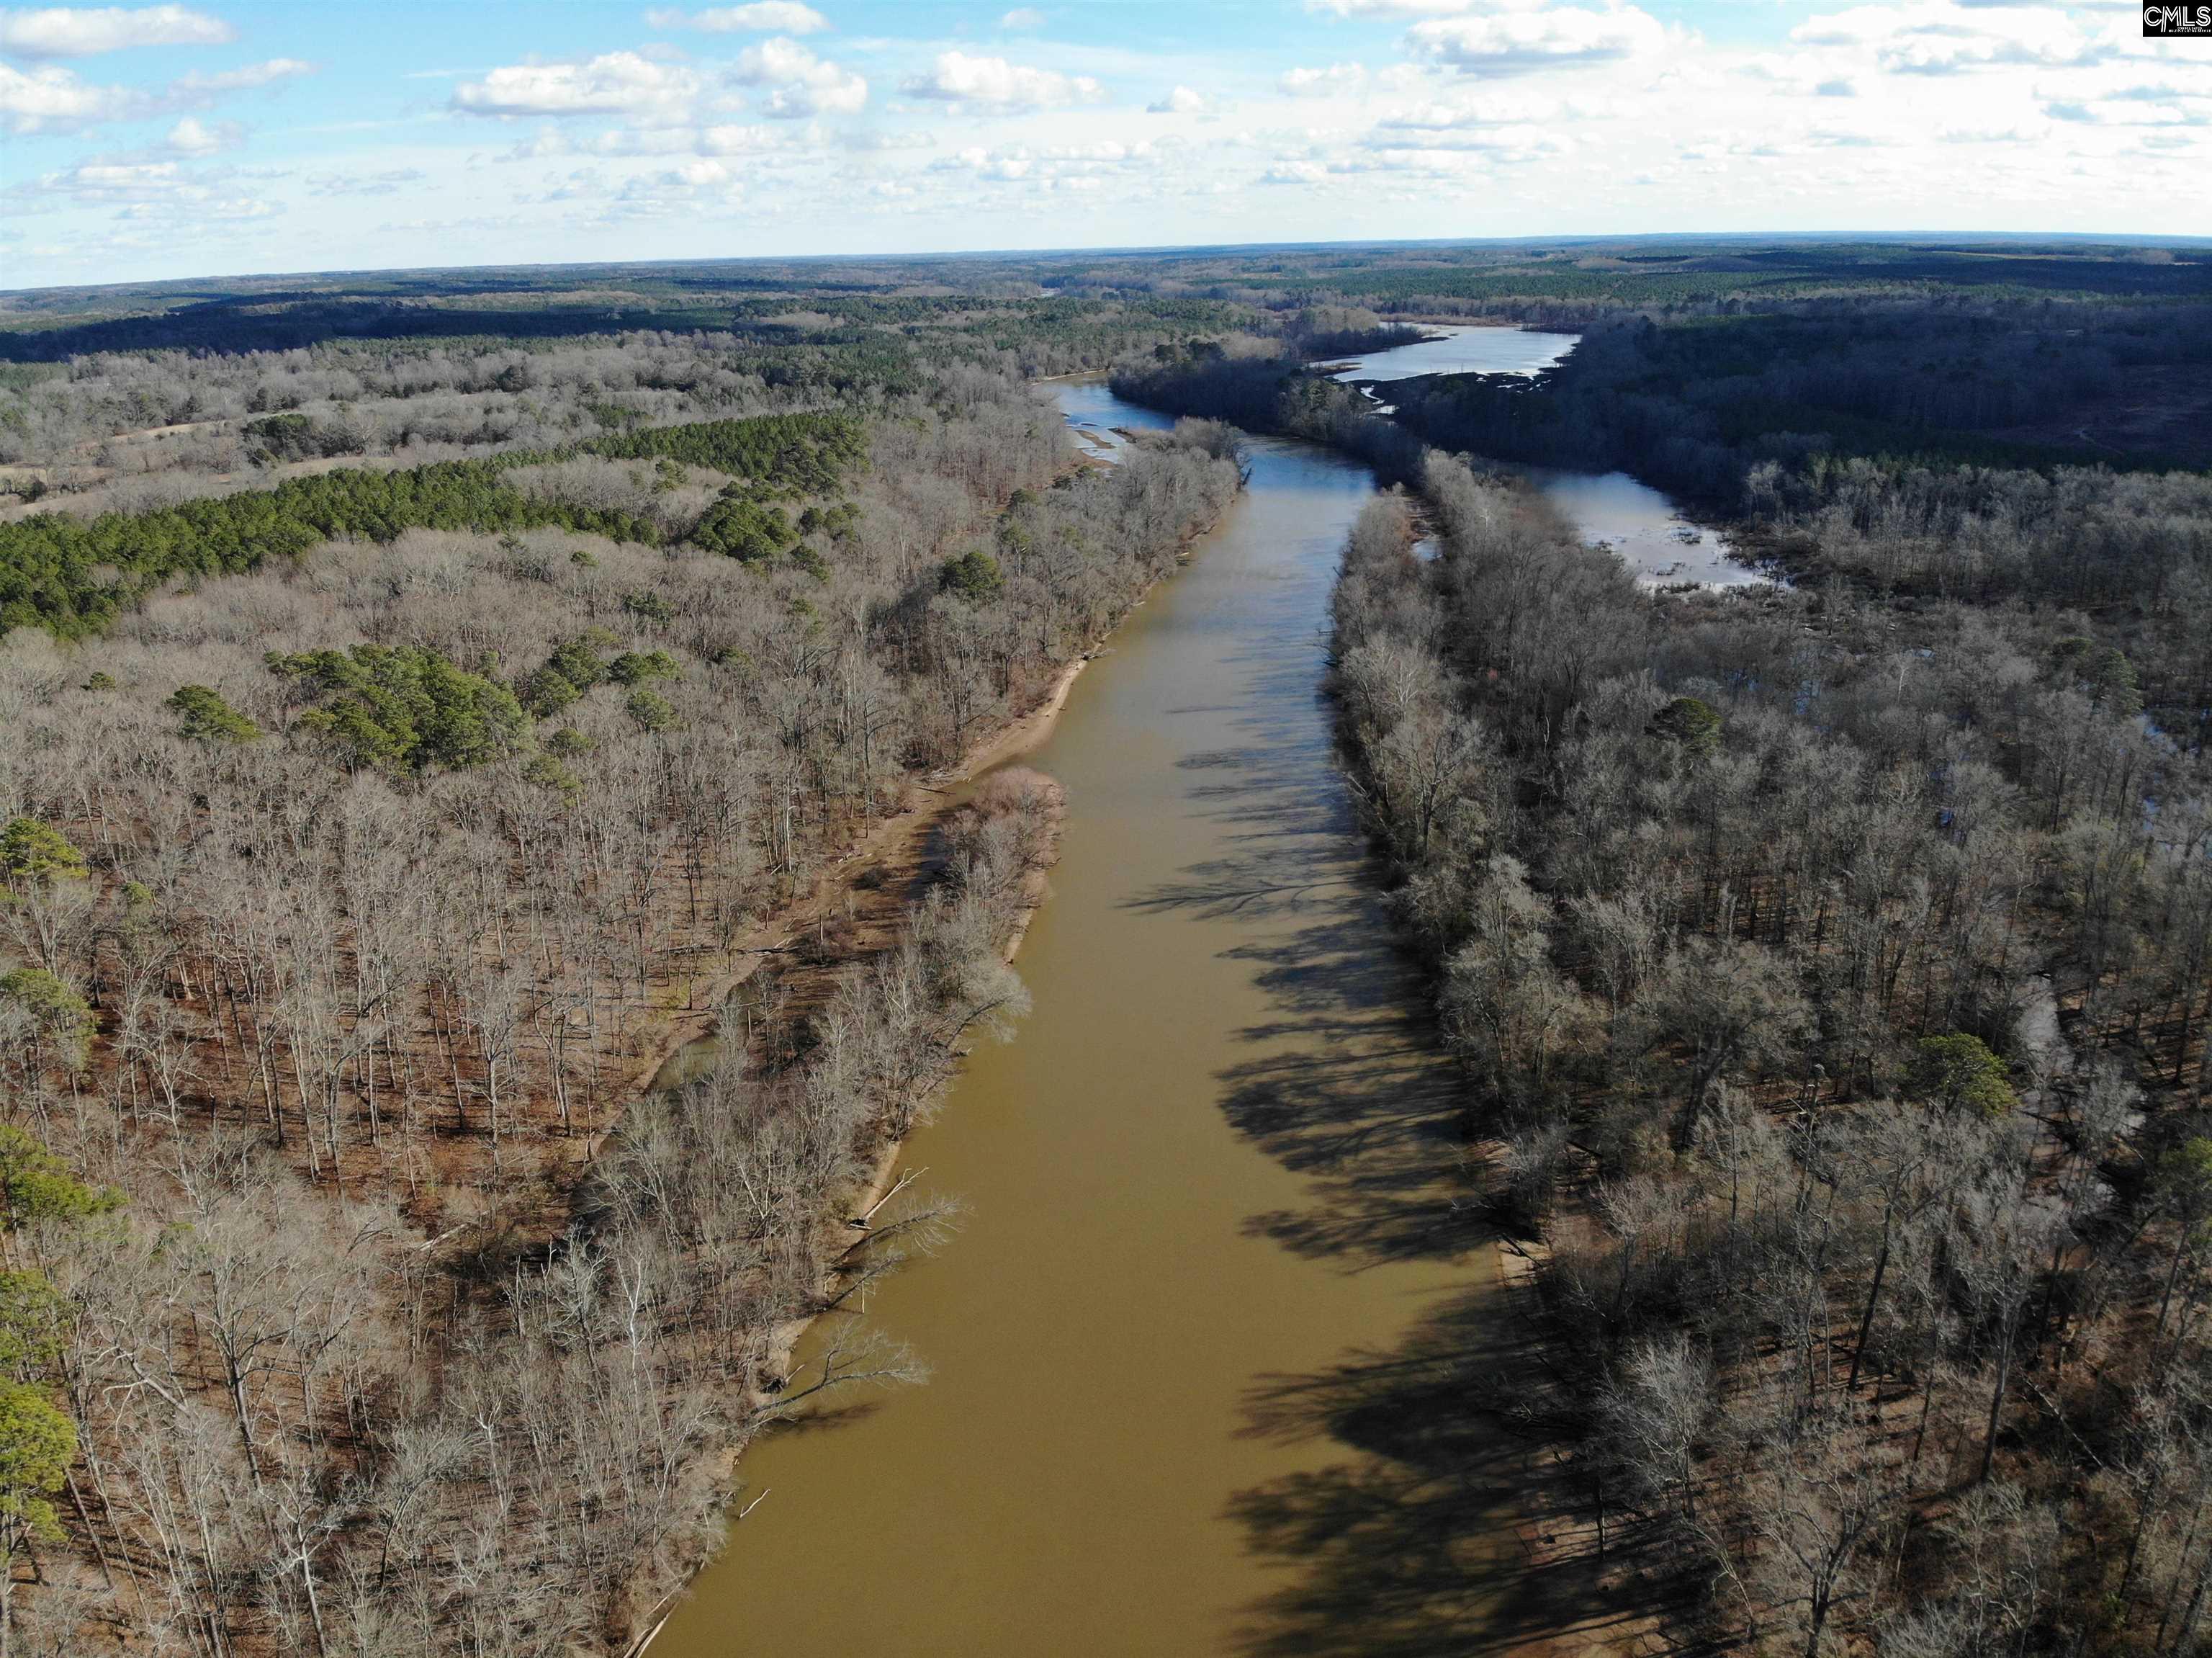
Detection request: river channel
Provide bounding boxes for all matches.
[647,380,1516,1654]
[651,323,1750,1653]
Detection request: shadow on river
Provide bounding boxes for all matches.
[645,380,1637,1658]
[1140,734,1633,1658]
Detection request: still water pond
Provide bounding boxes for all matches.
[1325,321,1578,382]
[647,385,1511,1656]
[1329,325,1770,589]
[1521,464,1771,590]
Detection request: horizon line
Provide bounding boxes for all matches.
[7,228,2212,305]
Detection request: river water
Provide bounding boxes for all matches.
[647,383,1517,1655]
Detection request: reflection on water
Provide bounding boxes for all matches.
[1058,377,1177,458]
[1337,330,1774,591]
[646,386,1516,1657]
[1519,465,1773,590]
[1324,323,1579,384]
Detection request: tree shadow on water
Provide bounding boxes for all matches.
[1130,664,1493,1287]
[1127,691,1690,1654]
[1215,944,1482,1269]
[1124,746,1363,923]
[1225,1289,1685,1658]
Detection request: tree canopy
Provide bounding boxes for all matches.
[0,819,85,889]
[167,684,261,745]
[589,411,865,492]
[271,644,530,771]
[1908,1033,2020,1117]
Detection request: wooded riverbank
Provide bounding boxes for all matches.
[621,421,1245,1653]
[641,382,1511,1658]
[1318,431,2212,1655]
[0,372,1244,1653]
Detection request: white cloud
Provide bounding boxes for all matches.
[700,121,786,152]
[587,126,701,156]
[1362,121,1565,160]
[0,4,230,58]
[1793,2,2100,73]
[1375,90,1556,129]
[730,37,866,117]
[9,155,280,229]
[929,137,1154,186]
[43,158,187,197]
[0,61,143,132]
[1933,116,2049,143]
[645,2,830,33]
[1307,0,1515,14]
[591,159,746,218]
[165,114,236,153]
[1280,62,1367,97]
[306,167,428,196]
[1409,8,1665,76]
[496,119,808,163]
[901,50,1102,109]
[1,52,311,135]
[497,127,572,161]
[936,143,1033,179]
[1146,84,1204,114]
[1000,6,1045,27]
[452,53,700,120]
[840,126,935,151]
[171,58,316,97]
[2044,94,2206,128]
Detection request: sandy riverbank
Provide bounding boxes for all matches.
[616,695,1079,1658]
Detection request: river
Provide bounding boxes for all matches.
[648,325,1752,1653]
[645,381,1521,1655]
[1521,464,1771,590]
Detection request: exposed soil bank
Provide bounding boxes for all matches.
[617,425,1234,1654]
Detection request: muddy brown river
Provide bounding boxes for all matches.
[647,383,1519,1657]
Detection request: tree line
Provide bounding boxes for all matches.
[1113,306,2212,756]
[0,411,868,637]
[0,292,1256,499]
[1321,434,2211,1654]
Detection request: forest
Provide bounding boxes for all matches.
[0,274,1244,1653]
[1187,246,2212,1658]
[1318,437,2212,1652]
[1,237,2209,1656]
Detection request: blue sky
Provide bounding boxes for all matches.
[3,0,2207,289]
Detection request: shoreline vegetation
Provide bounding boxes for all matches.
[616,436,1238,1658]
[624,761,1070,1655]
[622,762,1072,1658]
[1105,320,2212,1652]
[0,315,1242,1652]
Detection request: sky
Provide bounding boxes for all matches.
[2,0,2208,290]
